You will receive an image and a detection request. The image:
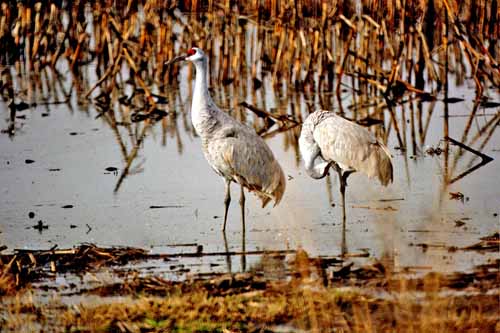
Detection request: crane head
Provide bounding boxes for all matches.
[164,47,205,66]
[185,47,205,61]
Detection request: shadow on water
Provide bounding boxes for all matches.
[0,1,498,278]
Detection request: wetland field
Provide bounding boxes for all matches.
[0,0,499,332]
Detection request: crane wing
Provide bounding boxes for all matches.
[313,115,393,186]
[205,125,286,207]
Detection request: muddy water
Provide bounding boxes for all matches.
[1,46,499,278]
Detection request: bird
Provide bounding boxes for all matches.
[299,110,393,226]
[168,47,286,233]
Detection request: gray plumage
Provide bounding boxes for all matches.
[299,110,393,185]
[202,122,286,207]
[299,110,393,225]
[175,47,286,232]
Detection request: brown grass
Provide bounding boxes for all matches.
[1,272,498,332]
[1,249,498,332]
[60,287,498,332]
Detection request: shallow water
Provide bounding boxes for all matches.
[0,12,498,278]
[1,74,497,277]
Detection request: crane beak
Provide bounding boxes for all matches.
[320,161,334,178]
[164,54,187,66]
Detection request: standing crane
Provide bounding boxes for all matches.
[168,47,286,233]
[299,110,393,227]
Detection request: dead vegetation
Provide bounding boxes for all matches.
[0,248,498,332]
[0,244,149,294]
[0,244,498,332]
[0,243,296,294]
[1,236,498,296]
[0,0,497,190]
[55,284,499,333]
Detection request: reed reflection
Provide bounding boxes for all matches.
[0,1,497,223]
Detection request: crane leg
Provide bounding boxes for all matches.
[222,179,231,232]
[332,164,346,222]
[223,231,232,273]
[339,172,347,227]
[334,166,354,257]
[341,214,347,257]
[239,185,246,234]
[339,170,353,225]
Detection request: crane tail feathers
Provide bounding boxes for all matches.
[247,167,286,208]
[256,167,286,208]
[260,195,272,208]
[235,164,286,209]
[377,142,394,186]
[378,156,393,186]
[355,141,394,186]
[271,166,286,206]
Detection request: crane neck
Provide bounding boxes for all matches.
[189,57,219,137]
[192,58,212,111]
[299,121,331,179]
[304,149,332,179]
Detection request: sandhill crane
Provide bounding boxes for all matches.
[168,47,286,233]
[299,110,393,226]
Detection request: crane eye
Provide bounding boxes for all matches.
[187,48,196,56]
